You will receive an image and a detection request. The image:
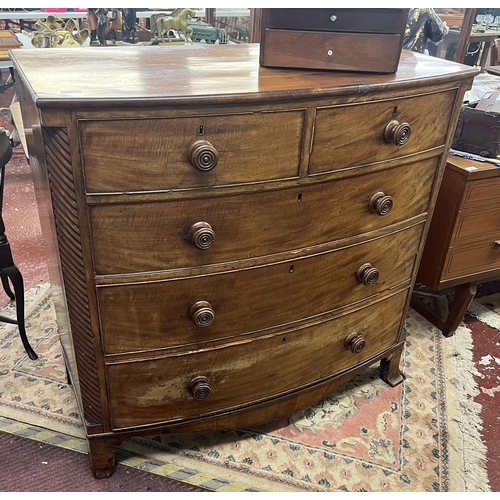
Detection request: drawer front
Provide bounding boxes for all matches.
[443,240,500,280]
[98,223,422,354]
[261,30,402,73]
[309,90,456,174]
[90,157,437,275]
[452,206,500,244]
[106,289,407,429]
[461,177,500,208]
[80,110,305,193]
[264,8,407,33]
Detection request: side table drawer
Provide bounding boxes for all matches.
[106,289,407,430]
[461,177,500,208]
[452,205,500,243]
[443,240,500,280]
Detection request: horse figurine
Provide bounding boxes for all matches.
[155,8,196,44]
[150,8,183,40]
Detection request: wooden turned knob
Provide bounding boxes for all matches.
[188,140,218,171]
[189,376,212,400]
[189,300,215,327]
[188,222,215,249]
[369,192,393,216]
[356,263,379,286]
[345,332,367,354]
[383,120,411,146]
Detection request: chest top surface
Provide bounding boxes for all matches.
[10,44,477,109]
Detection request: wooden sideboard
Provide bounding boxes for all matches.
[10,44,477,478]
[412,154,500,336]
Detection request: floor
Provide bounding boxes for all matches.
[1,80,499,491]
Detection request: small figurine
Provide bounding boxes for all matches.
[96,8,108,46]
[150,8,195,45]
[121,8,137,44]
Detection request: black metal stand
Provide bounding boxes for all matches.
[0,129,37,359]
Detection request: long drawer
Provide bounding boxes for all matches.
[90,158,437,275]
[309,89,456,174]
[106,289,408,429]
[79,109,305,193]
[98,223,422,354]
[260,30,402,73]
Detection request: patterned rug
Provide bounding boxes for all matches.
[0,284,490,492]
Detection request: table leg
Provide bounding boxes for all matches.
[480,41,492,68]
[411,282,477,338]
[442,282,477,337]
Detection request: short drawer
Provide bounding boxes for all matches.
[443,239,500,280]
[79,109,305,193]
[98,223,422,354]
[309,89,456,174]
[260,30,402,73]
[263,8,407,33]
[106,289,407,429]
[90,157,437,275]
[452,205,500,244]
[461,177,500,209]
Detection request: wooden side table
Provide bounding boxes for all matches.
[412,154,500,336]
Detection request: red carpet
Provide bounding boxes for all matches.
[1,432,206,492]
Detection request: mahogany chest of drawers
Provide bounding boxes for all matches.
[413,154,500,336]
[10,44,477,478]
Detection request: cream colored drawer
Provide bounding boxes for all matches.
[106,289,407,430]
[90,157,437,275]
[80,109,305,193]
[309,89,456,174]
[98,223,422,355]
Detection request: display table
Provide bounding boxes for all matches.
[10,44,477,478]
[437,28,500,68]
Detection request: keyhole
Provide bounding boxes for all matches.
[392,106,398,117]
[289,265,295,273]
[198,125,205,136]
[297,193,302,202]
[282,337,286,344]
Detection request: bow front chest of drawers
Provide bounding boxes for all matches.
[10,44,477,478]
